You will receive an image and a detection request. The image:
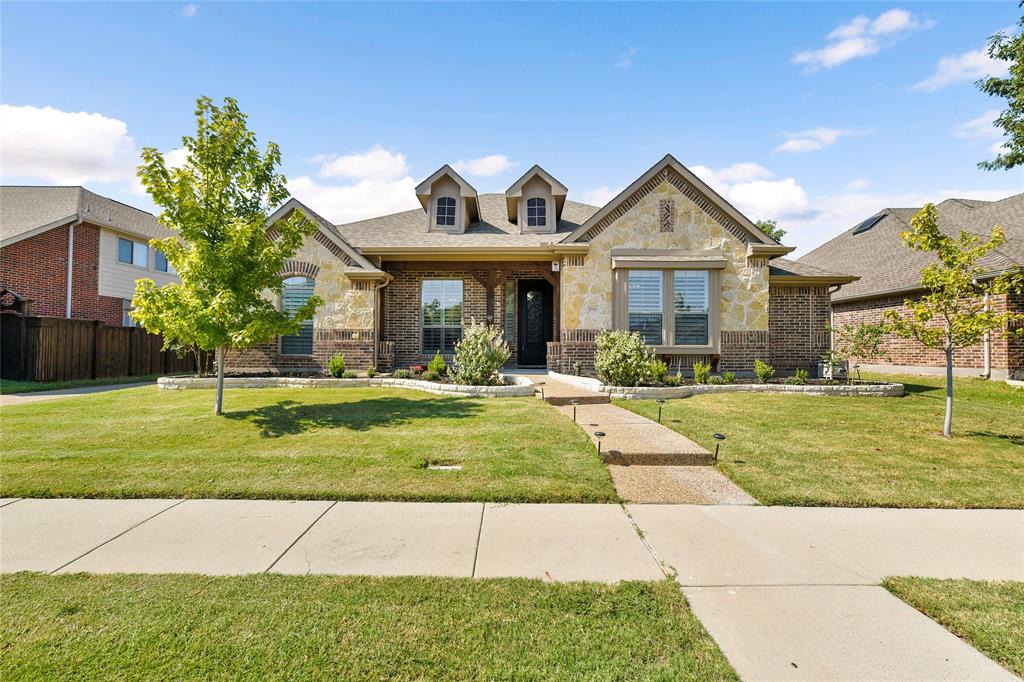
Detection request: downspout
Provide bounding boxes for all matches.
[65,217,84,318]
[982,291,991,379]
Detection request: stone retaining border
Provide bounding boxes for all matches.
[157,375,536,398]
[546,371,903,398]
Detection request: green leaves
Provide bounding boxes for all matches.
[976,15,1024,171]
[131,97,321,355]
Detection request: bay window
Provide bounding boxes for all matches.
[422,279,463,354]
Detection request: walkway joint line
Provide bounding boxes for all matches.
[48,498,187,575]
[619,502,673,579]
[471,503,486,578]
[264,501,338,574]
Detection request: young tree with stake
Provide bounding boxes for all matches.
[884,204,1023,437]
[132,97,322,414]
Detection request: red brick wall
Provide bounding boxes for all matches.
[226,328,375,373]
[1,222,122,326]
[832,292,1020,378]
[769,283,832,372]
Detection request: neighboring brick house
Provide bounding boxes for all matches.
[798,194,1024,381]
[0,186,178,326]
[230,155,857,376]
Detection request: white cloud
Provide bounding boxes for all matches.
[912,46,1009,91]
[614,46,637,68]
[953,109,1006,154]
[182,3,198,18]
[580,186,623,207]
[794,8,933,71]
[0,104,139,185]
[452,154,514,177]
[289,175,419,224]
[314,145,408,181]
[691,163,809,221]
[847,178,870,190]
[775,127,855,153]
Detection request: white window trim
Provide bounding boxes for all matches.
[613,267,720,354]
[117,237,149,269]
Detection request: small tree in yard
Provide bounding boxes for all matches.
[825,322,888,381]
[884,203,1024,437]
[132,97,322,414]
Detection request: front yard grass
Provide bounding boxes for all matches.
[617,374,1023,508]
[0,574,736,681]
[0,375,159,394]
[0,386,617,502]
[884,577,1023,677]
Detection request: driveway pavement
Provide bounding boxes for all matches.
[2,499,1021,680]
[0,382,152,406]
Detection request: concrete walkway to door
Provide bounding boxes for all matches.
[1,499,1020,680]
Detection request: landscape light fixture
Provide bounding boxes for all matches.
[656,398,666,423]
[713,433,726,462]
[570,398,580,422]
[594,431,606,457]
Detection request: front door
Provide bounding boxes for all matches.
[517,279,553,367]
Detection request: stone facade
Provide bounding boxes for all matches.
[226,234,377,373]
[833,291,1023,380]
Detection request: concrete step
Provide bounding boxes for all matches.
[544,394,610,406]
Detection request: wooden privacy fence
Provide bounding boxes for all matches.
[1,315,197,382]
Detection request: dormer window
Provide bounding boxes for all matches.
[436,196,456,226]
[527,197,546,227]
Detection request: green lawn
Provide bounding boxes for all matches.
[0,375,159,394]
[885,577,1023,677]
[617,374,1023,508]
[0,574,736,681]
[0,386,616,502]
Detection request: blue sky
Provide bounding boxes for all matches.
[1,1,1020,254]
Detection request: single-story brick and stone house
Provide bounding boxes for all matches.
[228,155,857,376]
[798,194,1024,381]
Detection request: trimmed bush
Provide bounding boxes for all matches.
[366,366,377,378]
[754,359,775,384]
[427,351,447,376]
[451,321,511,386]
[341,370,357,379]
[392,369,413,379]
[692,361,712,385]
[722,371,736,384]
[784,368,809,386]
[649,358,669,384]
[594,330,651,387]
[327,354,346,378]
[707,375,727,385]
[421,370,440,382]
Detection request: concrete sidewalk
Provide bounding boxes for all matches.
[2,499,1021,680]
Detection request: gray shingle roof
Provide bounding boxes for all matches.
[798,193,1024,302]
[1,186,171,246]
[769,258,856,281]
[335,193,600,248]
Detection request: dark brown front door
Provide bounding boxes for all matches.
[517,279,553,367]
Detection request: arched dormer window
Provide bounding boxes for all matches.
[527,197,546,227]
[436,196,456,226]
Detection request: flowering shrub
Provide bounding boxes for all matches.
[366,366,377,378]
[393,369,413,379]
[410,364,426,375]
[451,321,510,386]
[594,330,652,386]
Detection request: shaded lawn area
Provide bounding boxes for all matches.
[885,577,1023,677]
[0,574,736,681]
[0,386,616,502]
[617,374,1023,508]
[0,375,159,394]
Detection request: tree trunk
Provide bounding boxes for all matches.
[214,345,225,415]
[943,345,953,438]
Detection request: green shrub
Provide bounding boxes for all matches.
[649,358,669,384]
[422,369,440,382]
[707,375,726,385]
[341,370,357,379]
[573,361,583,376]
[594,330,651,386]
[451,321,511,386]
[753,359,775,384]
[692,360,712,385]
[327,354,346,378]
[722,371,736,383]
[427,351,447,376]
[393,369,412,379]
[662,374,681,386]
[784,368,809,385]
[366,366,377,378]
